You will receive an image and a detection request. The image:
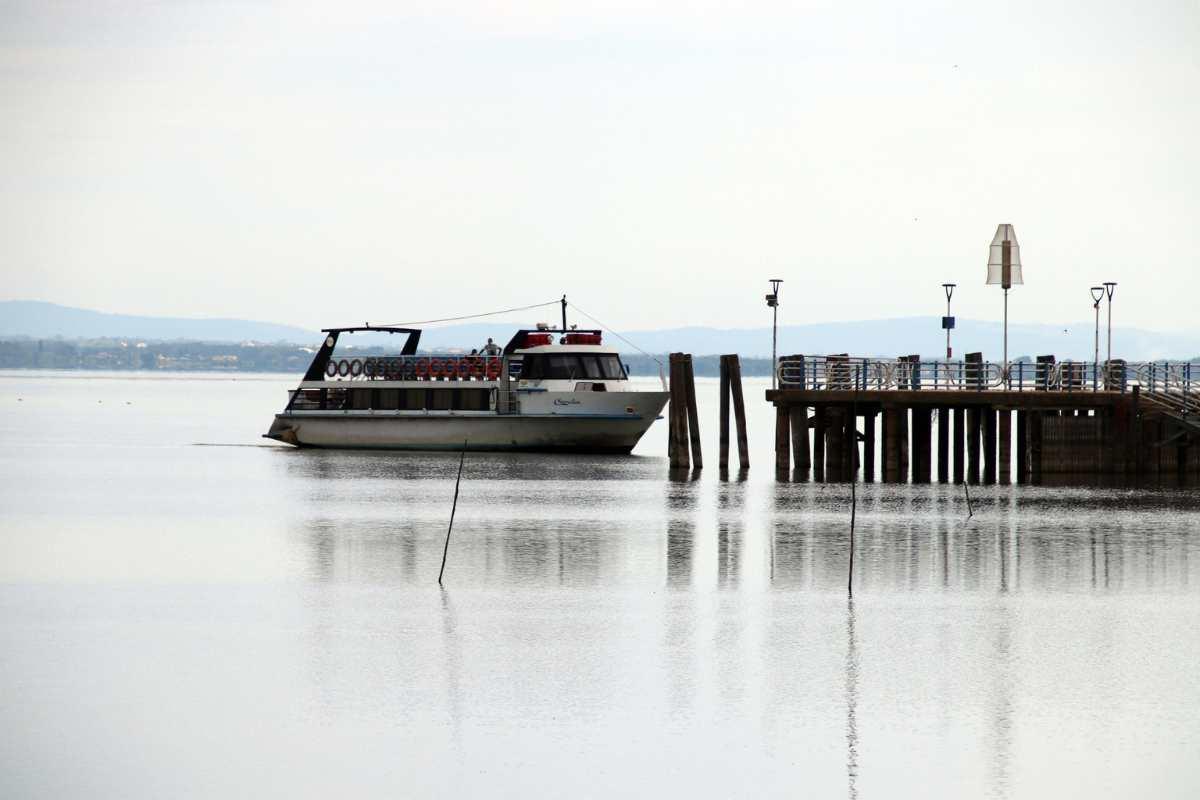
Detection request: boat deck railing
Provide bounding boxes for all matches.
[323,354,510,382]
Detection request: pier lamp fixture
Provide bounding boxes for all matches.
[986,224,1023,380]
[941,283,957,360]
[766,279,782,389]
[1091,287,1104,388]
[1103,282,1117,365]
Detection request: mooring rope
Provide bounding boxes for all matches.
[566,301,664,368]
[379,299,561,328]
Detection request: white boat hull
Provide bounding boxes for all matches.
[265,391,669,453]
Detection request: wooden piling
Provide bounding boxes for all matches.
[1016,410,1028,483]
[952,407,965,484]
[912,406,932,483]
[826,408,845,480]
[983,406,997,484]
[790,406,810,474]
[813,405,827,481]
[727,355,750,470]
[967,406,981,484]
[937,406,950,483]
[719,357,730,469]
[883,407,901,483]
[683,354,702,469]
[998,410,1012,484]
[1029,411,1043,482]
[863,411,876,483]
[843,408,857,481]
[898,407,910,482]
[775,404,791,474]
[668,354,690,469]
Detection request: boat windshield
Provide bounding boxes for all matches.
[520,354,625,380]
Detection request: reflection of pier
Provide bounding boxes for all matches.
[770,355,1200,482]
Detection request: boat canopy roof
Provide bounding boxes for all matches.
[503,328,603,355]
[303,326,422,381]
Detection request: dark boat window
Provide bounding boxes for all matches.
[579,356,603,379]
[521,354,625,380]
[599,355,625,379]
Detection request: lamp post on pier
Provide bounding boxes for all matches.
[766,279,782,389]
[1103,282,1117,365]
[987,224,1023,384]
[941,283,956,360]
[1091,286,1104,389]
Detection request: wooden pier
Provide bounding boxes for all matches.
[770,355,1200,482]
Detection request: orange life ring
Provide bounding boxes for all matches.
[468,356,483,378]
[457,359,473,379]
[415,358,429,378]
[485,357,501,380]
[429,358,445,378]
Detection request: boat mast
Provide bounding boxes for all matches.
[561,294,568,331]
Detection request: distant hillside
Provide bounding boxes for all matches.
[2,300,1197,362]
[0,301,314,343]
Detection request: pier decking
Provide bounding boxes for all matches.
[769,355,1200,482]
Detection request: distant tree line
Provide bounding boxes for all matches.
[4,340,1194,377]
[0,338,780,377]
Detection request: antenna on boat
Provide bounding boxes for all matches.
[561,294,568,331]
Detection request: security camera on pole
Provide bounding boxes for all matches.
[766,279,782,389]
[986,224,1023,386]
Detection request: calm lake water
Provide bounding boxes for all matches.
[1,371,1198,798]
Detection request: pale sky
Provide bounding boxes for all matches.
[2,1,1197,333]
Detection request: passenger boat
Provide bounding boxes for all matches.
[263,310,669,453]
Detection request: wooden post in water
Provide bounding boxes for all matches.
[775,404,791,474]
[998,410,1012,484]
[790,406,810,475]
[863,411,876,483]
[825,408,845,480]
[912,407,932,483]
[683,354,702,469]
[967,406,981,484]
[1029,411,1043,482]
[814,405,827,481]
[668,353,690,469]
[883,407,900,483]
[898,407,910,483]
[983,406,997,484]
[937,406,950,483]
[727,355,751,470]
[952,407,965,484]
[843,407,858,481]
[719,357,731,469]
[1016,410,1029,483]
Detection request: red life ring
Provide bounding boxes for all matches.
[429,358,445,378]
[485,358,502,380]
[415,358,430,378]
[457,359,473,379]
[468,356,483,378]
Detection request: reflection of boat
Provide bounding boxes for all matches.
[264,304,668,453]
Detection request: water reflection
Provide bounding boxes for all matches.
[845,598,860,800]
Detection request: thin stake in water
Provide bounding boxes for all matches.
[848,382,859,596]
[963,480,974,519]
[438,441,468,585]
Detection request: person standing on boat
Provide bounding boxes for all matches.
[482,338,502,356]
